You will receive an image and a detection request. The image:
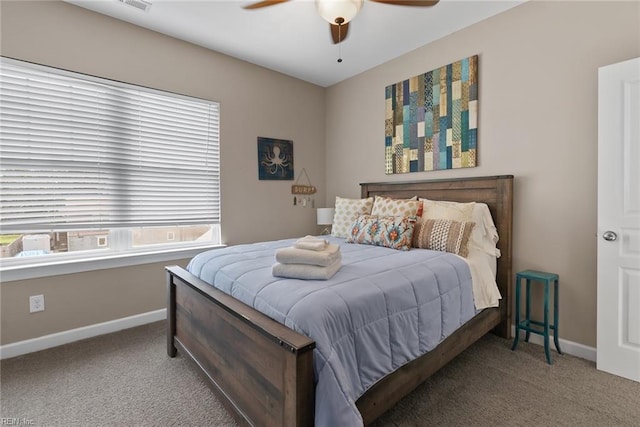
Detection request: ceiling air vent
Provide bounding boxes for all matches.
[117,0,152,13]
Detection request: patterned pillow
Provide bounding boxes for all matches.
[346,215,417,251]
[331,197,374,238]
[420,199,475,222]
[413,218,475,257]
[371,196,422,218]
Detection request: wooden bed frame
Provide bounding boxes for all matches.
[166,175,513,426]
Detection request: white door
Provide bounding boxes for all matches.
[597,57,640,383]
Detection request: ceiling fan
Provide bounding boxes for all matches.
[244,0,440,44]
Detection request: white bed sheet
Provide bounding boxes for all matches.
[461,245,501,310]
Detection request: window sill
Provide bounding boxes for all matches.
[0,244,225,282]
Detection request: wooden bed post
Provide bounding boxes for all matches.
[493,176,513,339]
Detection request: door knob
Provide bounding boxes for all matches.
[602,231,617,241]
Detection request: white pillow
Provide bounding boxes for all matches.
[331,196,374,238]
[470,203,501,257]
[420,199,475,222]
[371,196,421,217]
[419,199,500,257]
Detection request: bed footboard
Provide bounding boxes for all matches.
[166,266,315,427]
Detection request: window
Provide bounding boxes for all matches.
[0,57,221,268]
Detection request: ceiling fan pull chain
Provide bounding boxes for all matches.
[337,23,343,63]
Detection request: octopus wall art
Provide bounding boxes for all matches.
[257,137,294,180]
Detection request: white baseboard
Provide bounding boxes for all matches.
[510,325,596,362]
[0,308,167,360]
[1,312,596,363]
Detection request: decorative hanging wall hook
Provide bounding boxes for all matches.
[291,168,316,195]
[292,168,316,207]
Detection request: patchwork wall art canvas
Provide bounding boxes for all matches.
[257,137,294,180]
[385,55,478,174]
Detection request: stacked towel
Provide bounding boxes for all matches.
[272,262,342,281]
[276,243,340,267]
[293,235,329,251]
[272,236,342,280]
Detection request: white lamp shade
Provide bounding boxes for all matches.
[315,0,364,25]
[317,208,335,225]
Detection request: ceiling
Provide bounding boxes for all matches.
[64,0,525,87]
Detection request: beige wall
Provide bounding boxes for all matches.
[0,260,189,344]
[324,1,640,347]
[0,1,326,344]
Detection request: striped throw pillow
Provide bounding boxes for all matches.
[413,218,475,257]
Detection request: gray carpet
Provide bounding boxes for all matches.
[1,321,638,426]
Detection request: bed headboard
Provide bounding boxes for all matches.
[360,175,513,337]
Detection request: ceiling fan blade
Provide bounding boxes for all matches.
[330,22,350,44]
[369,0,439,6]
[243,0,290,10]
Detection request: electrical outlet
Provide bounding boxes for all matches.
[29,294,44,313]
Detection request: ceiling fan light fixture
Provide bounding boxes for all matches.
[315,0,364,25]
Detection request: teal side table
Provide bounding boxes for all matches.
[511,270,562,364]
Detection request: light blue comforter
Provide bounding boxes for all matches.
[187,236,475,427]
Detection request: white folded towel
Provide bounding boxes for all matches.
[272,259,342,280]
[293,235,328,251]
[275,244,341,267]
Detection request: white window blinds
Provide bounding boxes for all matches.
[0,57,220,232]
